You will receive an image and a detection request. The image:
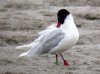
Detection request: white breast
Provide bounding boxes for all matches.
[49,14,79,54]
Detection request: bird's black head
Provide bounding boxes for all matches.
[57,9,70,24]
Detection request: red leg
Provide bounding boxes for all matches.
[60,54,69,66]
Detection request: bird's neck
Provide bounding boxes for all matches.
[62,14,76,29]
[60,14,79,36]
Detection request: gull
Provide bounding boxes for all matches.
[16,9,79,66]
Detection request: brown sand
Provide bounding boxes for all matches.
[0,0,100,74]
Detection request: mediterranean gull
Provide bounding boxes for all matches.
[17,9,79,66]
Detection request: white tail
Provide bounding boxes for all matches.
[19,52,28,57]
[18,51,31,60]
[18,40,40,58]
[16,44,32,50]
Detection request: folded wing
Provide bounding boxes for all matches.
[19,28,65,57]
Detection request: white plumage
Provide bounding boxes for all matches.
[17,14,79,58]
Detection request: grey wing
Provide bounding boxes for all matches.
[36,29,65,54]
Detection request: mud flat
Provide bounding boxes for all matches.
[0,0,100,74]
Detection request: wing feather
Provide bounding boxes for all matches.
[19,28,64,57]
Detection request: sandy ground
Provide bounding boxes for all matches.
[0,0,100,74]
